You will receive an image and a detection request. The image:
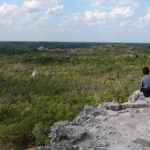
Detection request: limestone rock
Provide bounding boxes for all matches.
[35,146,45,150]
[43,90,150,150]
[133,138,150,147]
[128,90,145,102]
[48,121,88,149]
[50,121,88,143]
[102,102,121,111]
[108,142,149,150]
[45,142,78,150]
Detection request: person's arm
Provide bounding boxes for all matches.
[140,78,144,91]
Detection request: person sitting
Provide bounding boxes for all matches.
[140,66,150,97]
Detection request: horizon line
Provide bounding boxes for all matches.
[0,41,150,44]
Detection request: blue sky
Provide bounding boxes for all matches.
[0,0,150,42]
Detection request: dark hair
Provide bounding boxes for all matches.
[143,67,149,75]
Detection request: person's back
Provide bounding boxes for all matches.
[140,67,150,97]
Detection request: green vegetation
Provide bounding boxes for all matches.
[0,43,150,149]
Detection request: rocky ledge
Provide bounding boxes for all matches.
[37,90,150,150]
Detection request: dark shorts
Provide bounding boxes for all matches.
[142,89,150,97]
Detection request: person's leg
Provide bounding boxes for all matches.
[143,89,150,97]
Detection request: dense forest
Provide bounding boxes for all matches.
[0,42,150,149]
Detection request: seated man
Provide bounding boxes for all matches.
[140,66,150,97]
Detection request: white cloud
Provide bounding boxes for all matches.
[85,6,135,25]
[89,0,104,7]
[58,13,82,32]
[88,0,139,9]
[110,6,135,18]
[65,13,82,21]
[0,3,18,28]
[0,0,64,29]
[111,0,139,8]
[83,11,107,23]
[60,0,138,27]
[63,6,136,26]
[0,20,14,28]
[119,20,133,27]
[23,0,64,15]
[138,9,150,27]
[21,0,64,28]
[0,3,18,17]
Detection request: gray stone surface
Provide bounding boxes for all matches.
[128,90,145,102]
[45,142,78,150]
[50,121,88,143]
[45,91,150,150]
[108,142,149,150]
[133,138,150,147]
[35,146,45,150]
[102,102,121,111]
